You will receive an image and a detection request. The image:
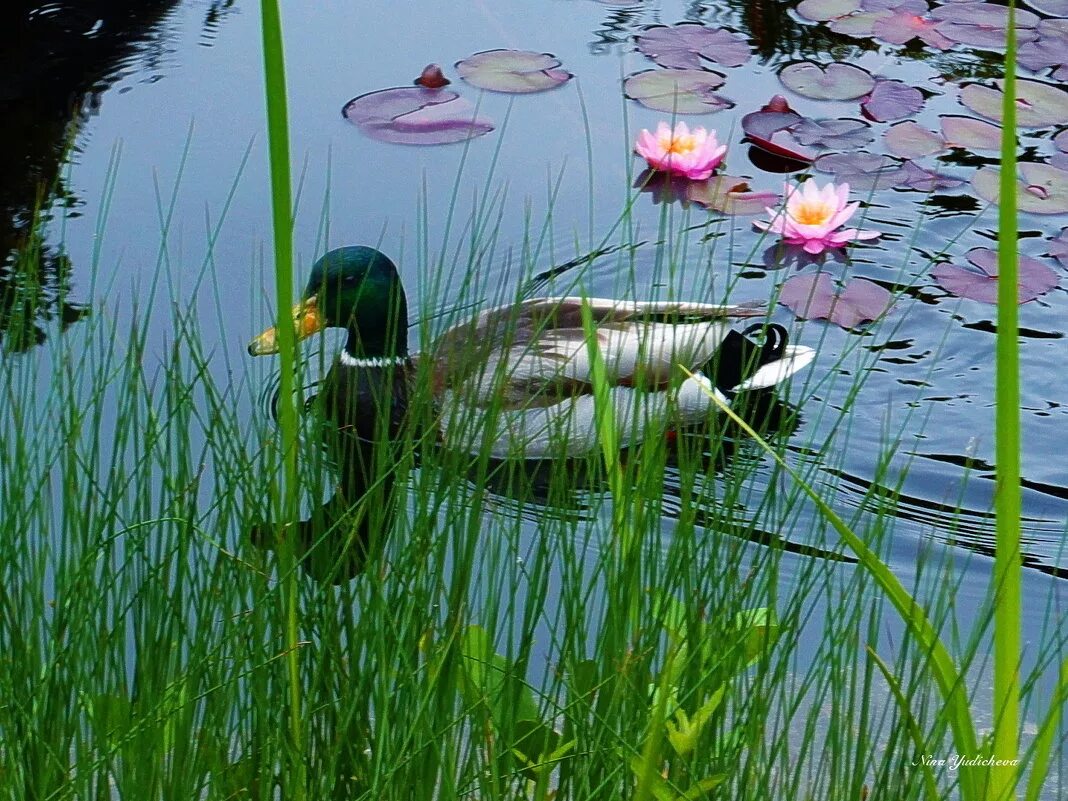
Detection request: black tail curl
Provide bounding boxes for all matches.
[706,323,789,395]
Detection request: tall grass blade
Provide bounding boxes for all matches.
[258,0,305,796]
[991,3,1022,798]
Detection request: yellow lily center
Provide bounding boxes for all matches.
[661,134,698,155]
[791,201,834,226]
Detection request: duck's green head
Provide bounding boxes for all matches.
[248,246,409,359]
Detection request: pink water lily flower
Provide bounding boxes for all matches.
[635,121,727,181]
[754,179,880,255]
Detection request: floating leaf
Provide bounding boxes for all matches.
[814,152,960,191]
[636,24,752,69]
[779,61,876,100]
[884,121,946,159]
[860,79,925,122]
[897,160,965,191]
[780,272,893,328]
[932,248,1059,303]
[455,50,572,93]
[623,69,732,113]
[1056,129,1068,152]
[829,10,890,36]
[686,175,779,215]
[791,118,874,149]
[741,96,813,163]
[972,162,1068,213]
[961,79,1068,127]
[342,87,494,145]
[415,64,450,89]
[931,3,1040,48]
[939,115,1003,150]
[797,0,861,21]
[814,152,905,190]
[862,0,926,11]
[873,8,955,49]
[1048,227,1068,264]
[1018,20,1068,73]
[1026,0,1068,16]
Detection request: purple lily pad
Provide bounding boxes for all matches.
[961,79,1068,127]
[932,248,1059,303]
[972,162,1068,214]
[813,152,905,190]
[1026,0,1068,15]
[686,175,780,215]
[342,87,494,145]
[623,69,732,113]
[780,272,894,328]
[873,9,956,49]
[791,118,874,150]
[1018,20,1068,74]
[1048,228,1068,264]
[814,152,961,191]
[862,0,925,11]
[931,4,1039,48]
[741,96,813,163]
[897,160,965,191]
[829,10,890,36]
[797,0,861,21]
[939,115,1004,150]
[860,79,925,122]
[636,24,752,69]
[455,50,572,93]
[884,121,947,159]
[779,62,876,101]
[1056,129,1068,152]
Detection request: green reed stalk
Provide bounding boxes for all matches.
[990,3,1022,798]
[259,0,305,796]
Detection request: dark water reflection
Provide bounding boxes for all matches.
[0,0,233,348]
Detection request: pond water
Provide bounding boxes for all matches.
[4,0,1067,744]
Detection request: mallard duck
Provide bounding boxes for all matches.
[248,246,815,461]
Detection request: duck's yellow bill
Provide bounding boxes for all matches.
[247,298,324,356]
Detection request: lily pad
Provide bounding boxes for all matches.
[860,80,925,122]
[931,4,1039,48]
[1048,228,1068,264]
[791,118,874,149]
[456,50,572,93]
[779,62,876,101]
[1056,129,1068,152]
[636,24,752,69]
[686,175,780,215]
[961,79,1068,127]
[873,8,955,49]
[829,10,890,36]
[813,152,905,190]
[939,115,1003,150]
[932,248,1059,303]
[623,69,732,113]
[342,87,494,145]
[972,162,1068,214]
[1018,20,1068,73]
[797,0,861,21]
[741,96,813,163]
[814,152,961,191]
[780,272,893,328]
[1026,0,1068,16]
[884,121,946,159]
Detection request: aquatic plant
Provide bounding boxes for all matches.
[634,121,727,181]
[753,178,879,254]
